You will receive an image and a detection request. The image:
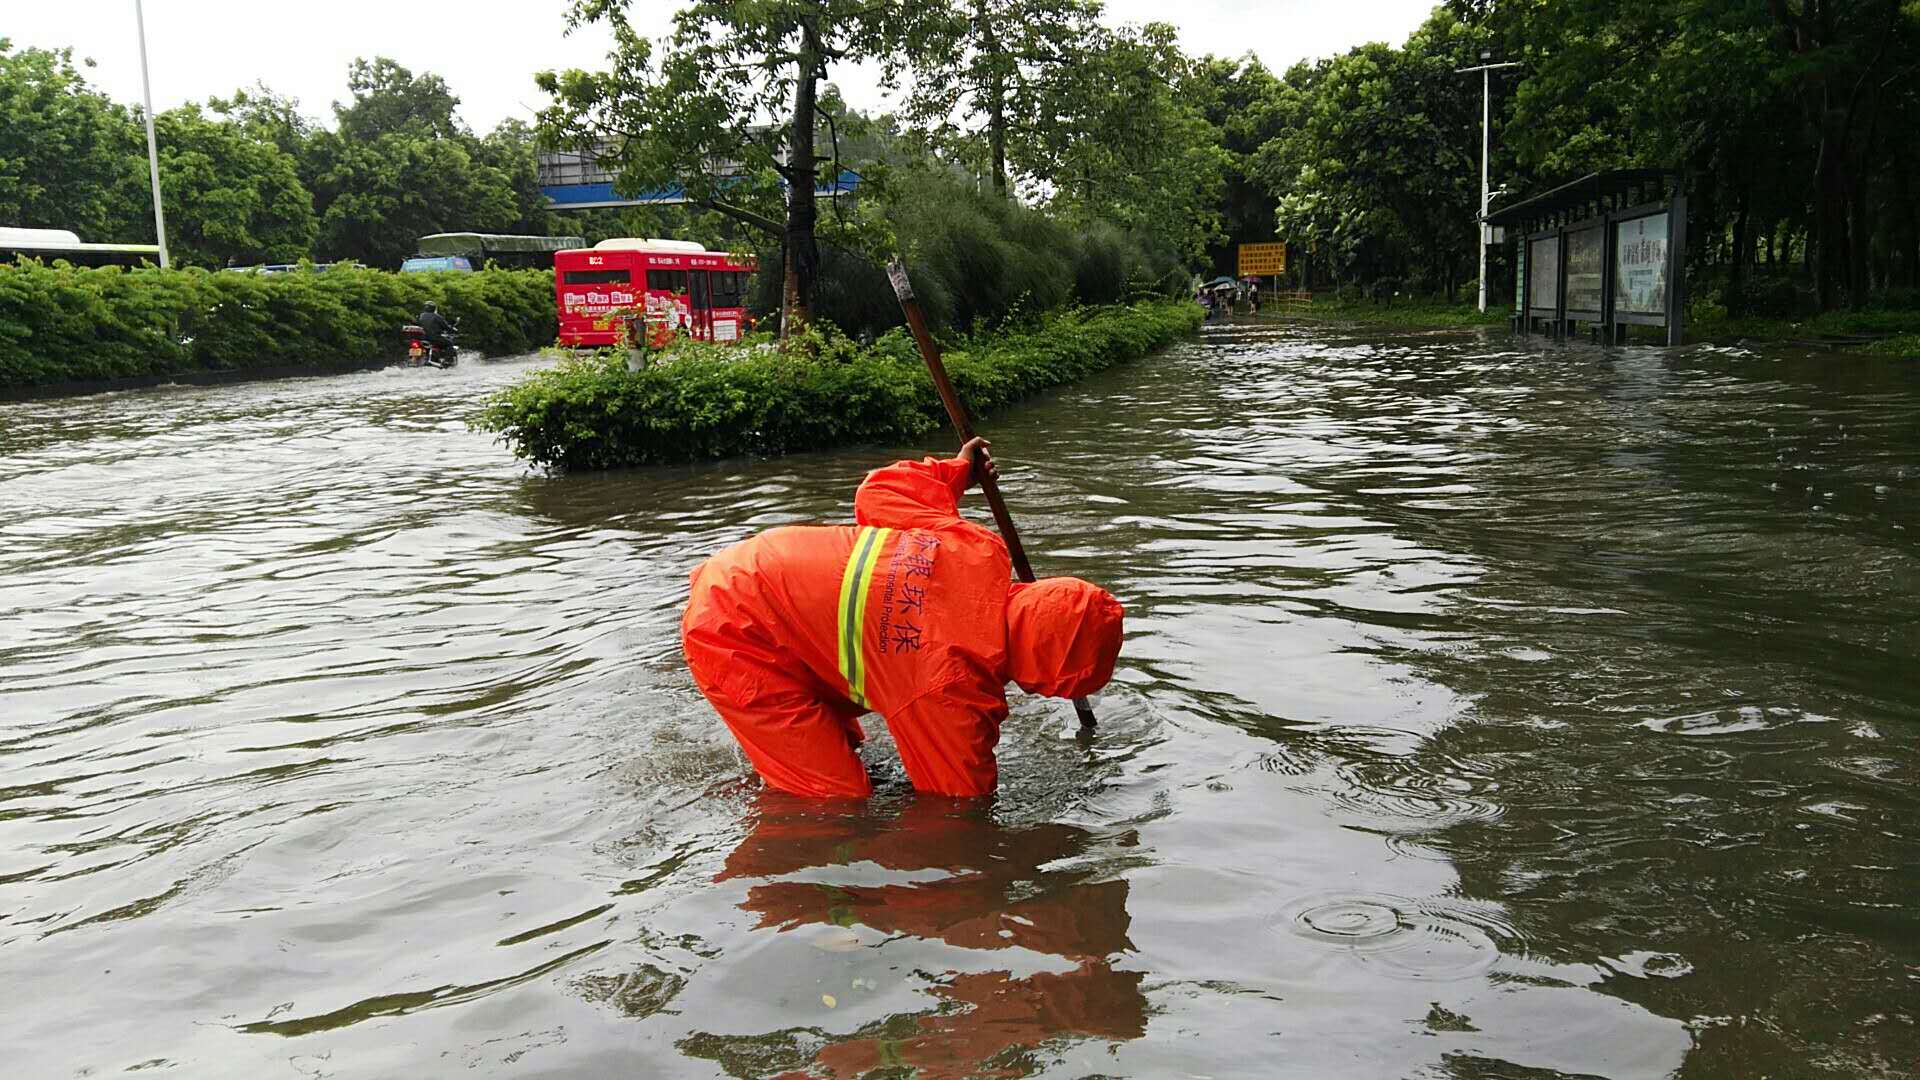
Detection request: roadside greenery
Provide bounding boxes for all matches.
[537,1,1229,335]
[1252,2,1920,312]
[474,299,1202,471]
[0,263,554,389]
[752,167,1185,339]
[9,1,1918,352]
[0,45,572,268]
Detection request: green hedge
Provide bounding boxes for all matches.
[475,300,1203,471]
[0,262,556,388]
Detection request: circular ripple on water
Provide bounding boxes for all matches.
[1283,892,1507,982]
[1292,896,1403,943]
[1244,745,1319,776]
[1330,756,1504,833]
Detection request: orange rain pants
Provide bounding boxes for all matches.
[681,455,1124,798]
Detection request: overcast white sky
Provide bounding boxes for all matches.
[8,0,1438,132]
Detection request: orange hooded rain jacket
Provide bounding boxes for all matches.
[681,454,1124,798]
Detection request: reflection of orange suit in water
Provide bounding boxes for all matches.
[681,455,1124,798]
[716,797,1147,1079]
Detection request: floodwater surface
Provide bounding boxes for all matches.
[2,323,1916,1078]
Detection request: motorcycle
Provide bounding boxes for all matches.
[400,321,459,368]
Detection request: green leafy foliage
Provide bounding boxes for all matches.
[540,1,943,330]
[0,41,147,241]
[0,46,569,269]
[0,264,555,389]
[153,104,318,267]
[752,166,1186,338]
[474,300,1202,471]
[1014,21,1231,264]
[1251,10,1485,297]
[896,0,1103,198]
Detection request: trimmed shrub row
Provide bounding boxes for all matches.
[475,300,1203,471]
[0,262,556,389]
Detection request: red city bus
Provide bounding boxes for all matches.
[554,239,757,347]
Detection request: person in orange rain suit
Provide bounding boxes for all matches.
[681,438,1124,798]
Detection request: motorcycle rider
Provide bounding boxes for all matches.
[416,301,456,357]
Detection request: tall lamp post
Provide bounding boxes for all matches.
[1456,52,1520,313]
[134,0,170,268]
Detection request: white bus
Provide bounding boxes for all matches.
[0,227,162,268]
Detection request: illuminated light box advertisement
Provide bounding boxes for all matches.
[1614,213,1669,315]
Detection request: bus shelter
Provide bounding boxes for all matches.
[1485,169,1688,345]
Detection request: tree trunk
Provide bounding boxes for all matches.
[1894,141,1920,287]
[1730,184,1751,307]
[781,16,822,338]
[1848,179,1871,308]
[977,0,1009,198]
[1909,202,1920,289]
[1813,115,1849,311]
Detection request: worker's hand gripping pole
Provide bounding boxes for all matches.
[887,258,1098,731]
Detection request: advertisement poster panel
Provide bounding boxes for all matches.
[1565,227,1604,312]
[1614,213,1669,315]
[1514,244,1525,313]
[1528,236,1559,310]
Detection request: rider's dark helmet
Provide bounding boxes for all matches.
[423,301,438,313]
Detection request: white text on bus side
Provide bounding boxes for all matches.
[562,290,637,312]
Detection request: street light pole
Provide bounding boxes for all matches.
[134,0,170,268]
[1456,56,1521,312]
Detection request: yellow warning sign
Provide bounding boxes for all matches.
[1237,242,1287,276]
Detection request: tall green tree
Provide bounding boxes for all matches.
[334,57,466,142]
[304,56,528,266]
[537,1,941,334]
[0,41,146,242]
[1017,21,1231,263]
[304,130,517,266]
[900,0,1101,198]
[1457,0,1920,309]
[152,104,318,267]
[208,82,315,158]
[1252,10,1487,296]
[1186,54,1293,275]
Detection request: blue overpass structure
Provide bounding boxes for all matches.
[537,146,859,210]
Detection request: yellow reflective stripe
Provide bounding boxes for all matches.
[835,526,891,706]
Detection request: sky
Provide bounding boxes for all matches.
[7,0,1439,132]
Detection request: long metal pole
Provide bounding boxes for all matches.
[886,258,1097,731]
[134,0,170,268]
[1478,67,1489,313]
[1456,60,1521,313]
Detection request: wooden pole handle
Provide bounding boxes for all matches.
[888,259,1097,730]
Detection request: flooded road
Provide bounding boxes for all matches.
[3,323,1916,1078]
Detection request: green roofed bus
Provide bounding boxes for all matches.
[403,233,587,272]
[0,227,160,268]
